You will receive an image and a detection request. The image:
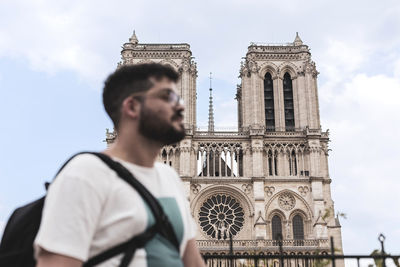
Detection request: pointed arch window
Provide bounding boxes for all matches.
[283,73,295,131]
[271,215,282,240]
[292,215,304,240]
[264,72,275,131]
[288,150,298,176]
[268,151,273,176]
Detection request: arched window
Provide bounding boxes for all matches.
[271,215,282,240]
[292,215,304,240]
[283,73,295,131]
[292,150,297,176]
[264,72,275,131]
[288,150,298,176]
[268,150,273,176]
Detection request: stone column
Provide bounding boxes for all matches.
[179,138,192,177]
[274,76,285,131]
[296,73,307,129]
[241,74,251,128]
[292,76,300,130]
[282,149,289,176]
[312,76,321,129]
[251,138,264,177]
[180,59,197,131]
[253,178,266,239]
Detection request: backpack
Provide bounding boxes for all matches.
[0,152,179,267]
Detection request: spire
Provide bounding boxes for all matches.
[293,32,303,46]
[129,30,139,44]
[208,72,215,133]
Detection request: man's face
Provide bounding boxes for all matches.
[138,77,185,145]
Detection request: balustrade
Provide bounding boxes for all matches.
[197,239,329,249]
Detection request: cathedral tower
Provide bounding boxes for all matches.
[118,31,198,132]
[108,32,343,259]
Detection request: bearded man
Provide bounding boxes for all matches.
[34,64,205,267]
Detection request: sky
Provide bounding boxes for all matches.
[0,0,399,261]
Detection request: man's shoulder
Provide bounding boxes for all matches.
[63,153,109,171]
[154,162,180,178]
[56,153,113,184]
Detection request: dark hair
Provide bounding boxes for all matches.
[103,63,179,128]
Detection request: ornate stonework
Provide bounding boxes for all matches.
[107,32,343,261]
[264,186,275,197]
[278,192,296,211]
[198,194,245,240]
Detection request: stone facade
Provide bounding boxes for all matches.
[107,32,343,259]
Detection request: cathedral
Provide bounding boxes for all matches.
[106,32,343,258]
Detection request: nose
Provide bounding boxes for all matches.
[174,99,185,116]
[175,101,184,112]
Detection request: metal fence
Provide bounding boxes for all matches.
[201,234,400,267]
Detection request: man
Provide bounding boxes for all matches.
[34,63,206,267]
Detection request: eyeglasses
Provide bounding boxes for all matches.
[156,89,184,106]
[132,89,184,106]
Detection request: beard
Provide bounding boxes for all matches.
[138,105,186,145]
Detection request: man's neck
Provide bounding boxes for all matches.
[104,131,161,168]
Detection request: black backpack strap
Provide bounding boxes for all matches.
[55,152,180,266]
[83,224,158,267]
[90,152,180,251]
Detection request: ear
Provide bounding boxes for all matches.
[121,96,141,120]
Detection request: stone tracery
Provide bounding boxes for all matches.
[195,142,244,177]
[198,194,245,240]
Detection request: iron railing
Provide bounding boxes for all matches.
[201,234,400,267]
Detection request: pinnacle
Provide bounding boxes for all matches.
[129,30,139,44]
[293,32,303,46]
[208,72,215,133]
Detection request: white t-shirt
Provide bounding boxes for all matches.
[34,154,196,267]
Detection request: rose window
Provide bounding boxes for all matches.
[198,194,244,239]
[278,192,296,211]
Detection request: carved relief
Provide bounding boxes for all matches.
[241,184,252,194]
[304,60,319,77]
[248,59,259,73]
[189,61,198,76]
[179,58,191,72]
[298,186,309,196]
[264,186,275,197]
[239,61,249,77]
[191,184,201,194]
[278,192,296,211]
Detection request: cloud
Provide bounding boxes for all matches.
[0,0,122,85]
[215,100,237,128]
[321,72,400,252]
[394,58,400,78]
[0,220,4,237]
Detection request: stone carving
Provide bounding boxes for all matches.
[286,222,291,239]
[304,60,319,77]
[191,184,201,194]
[278,192,296,211]
[241,184,252,194]
[254,211,266,226]
[239,59,259,77]
[298,186,309,196]
[264,186,275,197]
[247,59,259,73]
[180,58,191,72]
[198,194,244,239]
[189,60,198,76]
[239,61,249,77]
